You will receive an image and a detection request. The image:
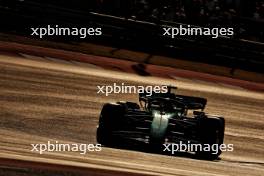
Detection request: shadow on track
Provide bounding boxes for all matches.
[99,138,223,162]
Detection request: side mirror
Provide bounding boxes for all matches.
[193,111,205,116]
[167,85,177,93]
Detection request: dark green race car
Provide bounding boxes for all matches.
[96,86,225,160]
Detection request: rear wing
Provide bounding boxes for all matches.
[139,85,207,110]
[174,95,207,110]
[139,85,176,101]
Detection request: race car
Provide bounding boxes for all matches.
[96,86,225,160]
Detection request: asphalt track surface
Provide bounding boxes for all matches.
[0,53,264,176]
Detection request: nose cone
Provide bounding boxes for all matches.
[150,111,172,141]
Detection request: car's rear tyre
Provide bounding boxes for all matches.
[96,103,125,146]
[149,139,164,152]
[96,125,110,145]
[196,117,225,160]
